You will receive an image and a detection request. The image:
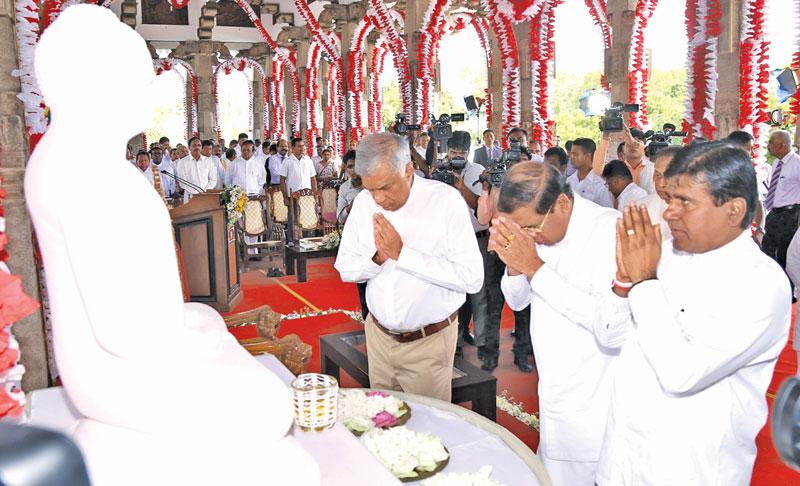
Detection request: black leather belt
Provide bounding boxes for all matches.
[773,204,800,212]
[475,230,489,238]
[372,312,457,343]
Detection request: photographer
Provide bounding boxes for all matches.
[430,131,487,356]
[592,123,655,195]
[473,128,534,373]
[390,116,433,177]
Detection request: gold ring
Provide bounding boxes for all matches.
[503,241,512,250]
[506,234,516,243]
[626,229,635,237]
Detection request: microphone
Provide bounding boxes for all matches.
[160,170,204,194]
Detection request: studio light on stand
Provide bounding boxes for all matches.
[579,88,611,117]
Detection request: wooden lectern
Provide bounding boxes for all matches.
[170,191,242,312]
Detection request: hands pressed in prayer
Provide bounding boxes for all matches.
[373,213,403,261]
[488,216,544,280]
[616,204,661,285]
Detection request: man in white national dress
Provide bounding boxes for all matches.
[597,141,791,485]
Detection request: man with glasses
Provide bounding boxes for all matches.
[490,162,631,485]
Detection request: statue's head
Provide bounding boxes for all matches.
[35,5,155,137]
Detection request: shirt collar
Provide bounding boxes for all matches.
[670,229,753,262]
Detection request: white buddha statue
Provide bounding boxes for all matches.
[24,5,319,485]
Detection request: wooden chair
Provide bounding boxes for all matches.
[237,196,284,272]
[267,186,289,228]
[319,185,339,231]
[290,188,323,240]
[223,305,312,375]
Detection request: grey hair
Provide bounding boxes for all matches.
[355,133,410,176]
[771,130,792,146]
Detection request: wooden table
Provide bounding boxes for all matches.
[320,329,498,421]
[284,244,339,282]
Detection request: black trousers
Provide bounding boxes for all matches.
[763,206,800,271]
[482,251,532,360]
[356,282,369,320]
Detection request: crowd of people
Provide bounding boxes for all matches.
[132,121,797,485]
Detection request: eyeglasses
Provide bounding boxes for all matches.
[521,205,553,235]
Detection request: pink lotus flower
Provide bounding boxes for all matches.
[372,411,398,428]
[366,391,389,398]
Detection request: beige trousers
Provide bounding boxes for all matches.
[364,313,458,402]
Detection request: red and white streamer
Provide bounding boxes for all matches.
[494,0,548,23]
[154,58,199,139]
[584,0,612,49]
[368,38,390,133]
[348,14,380,142]
[368,0,413,120]
[482,0,521,146]
[416,0,454,128]
[271,54,287,141]
[791,1,800,119]
[213,57,268,144]
[738,0,770,165]
[233,0,300,139]
[530,1,561,148]
[682,0,721,141]
[306,40,323,156]
[12,0,46,151]
[628,0,658,129]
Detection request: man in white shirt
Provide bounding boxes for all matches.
[567,138,614,208]
[150,146,175,198]
[311,136,325,166]
[592,126,655,195]
[763,130,800,277]
[175,137,218,201]
[601,159,648,210]
[226,141,266,195]
[135,150,154,185]
[334,133,483,401]
[784,228,800,367]
[336,150,362,225]
[489,162,631,484]
[267,139,288,187]
[280,138,318,243]
[598,141,791,485]
[414,133,430,160]
[159,136,171,164]
[641,146,681,242]
[200,139,223,190]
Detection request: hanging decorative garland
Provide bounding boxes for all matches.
[494,0,548,22]
[482,0,521,147]
[738,0,770,165]
[417,0,454,128]
[212,57,269,144]
[233,0,300,139]
[530,1,560,149]
[271,54,287,141]
[368,0,414,120]
[584,0,612,49]
[306,40,323,156]
[348,14,380,143]
[682,0,721,141]
[791,1,800,119]
[627,0,658,129]
[12,0,46,151]
[369,38,390,133]
[154,58,199,139]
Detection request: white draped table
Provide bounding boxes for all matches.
[27,354,549,485]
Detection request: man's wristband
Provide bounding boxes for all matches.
[611,279,633,293]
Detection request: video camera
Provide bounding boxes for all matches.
[394,113,421,136]
[599,102,639,133]
[428,115,467,188]
[644,123,687,157]
[475,140,522,188]
[430,156,468,187]
[430,113,465,154]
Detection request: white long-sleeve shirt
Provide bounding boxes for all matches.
[767,150,800,209]
[642,192,671,242]
[567,170,614,208]
[616,181,648,210]
[500,195,630,463]
[782,228,800,351]
[334,175,483,332]
[151,158,175,197]
[225,156,267,195]
[268,154,286,185]
[175,155,218,196]
[596,231,791,486]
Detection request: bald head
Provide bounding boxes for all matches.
[498,162,572,215]
[768,130,793,159]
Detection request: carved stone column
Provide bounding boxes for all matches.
[604,0,636,105]
[715,0,743,138]
[514,22,532,136]
[486,20,504,137]
[0,0,47,390]
[174,40,229,141]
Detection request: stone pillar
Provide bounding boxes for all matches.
[604,0,636,105]
[0,1,47,391]
[514,22,532,136]
[174,40,228,141]
[250,44,271,141]
[715,0,743,138]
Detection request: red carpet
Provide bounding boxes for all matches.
[228,257,800,483]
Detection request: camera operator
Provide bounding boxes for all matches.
[592,123,655,195]
[473,128,534,373]
[390,115,433,177]
[430,131,489,357]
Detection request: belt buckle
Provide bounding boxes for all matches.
[420,326,427,338]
